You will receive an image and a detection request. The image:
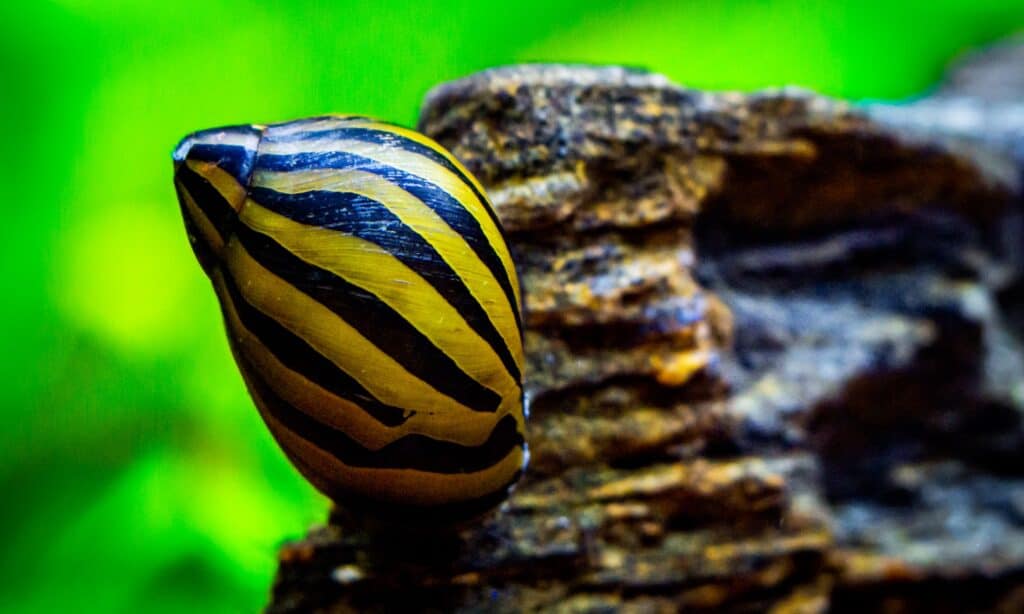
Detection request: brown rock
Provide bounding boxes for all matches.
[269,43,1024,613]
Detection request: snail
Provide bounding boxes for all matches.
[172,115,526,523]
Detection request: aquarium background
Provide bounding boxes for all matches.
[2,1,1022,611]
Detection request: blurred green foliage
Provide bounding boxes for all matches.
[1,1,1021,611]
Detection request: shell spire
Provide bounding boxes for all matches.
[172,124,263,271]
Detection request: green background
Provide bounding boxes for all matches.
[2,1,1021,611]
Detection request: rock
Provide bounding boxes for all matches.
[866,35,1024,173]
[268,43,1024,613]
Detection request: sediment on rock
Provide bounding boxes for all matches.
[269,43,1024,613]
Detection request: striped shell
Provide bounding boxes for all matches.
[172,116,526,522]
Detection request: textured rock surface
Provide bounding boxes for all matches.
[268,42,1024,613]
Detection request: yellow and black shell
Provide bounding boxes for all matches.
[172,116,525,523]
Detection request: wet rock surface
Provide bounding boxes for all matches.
[269,42,1024,613]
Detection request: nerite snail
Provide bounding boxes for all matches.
[172,116,526,523]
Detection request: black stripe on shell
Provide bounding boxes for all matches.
[218,268,412,428]
[174,180,219,272]
[234,222,504,414]
[248,185,522,386]
[263,123,509,262]
[330,470,524,525]
[174,163,238,243]
[253,150,523,337]
[242,353,524,472]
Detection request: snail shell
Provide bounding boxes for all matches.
[172,116,526,522]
